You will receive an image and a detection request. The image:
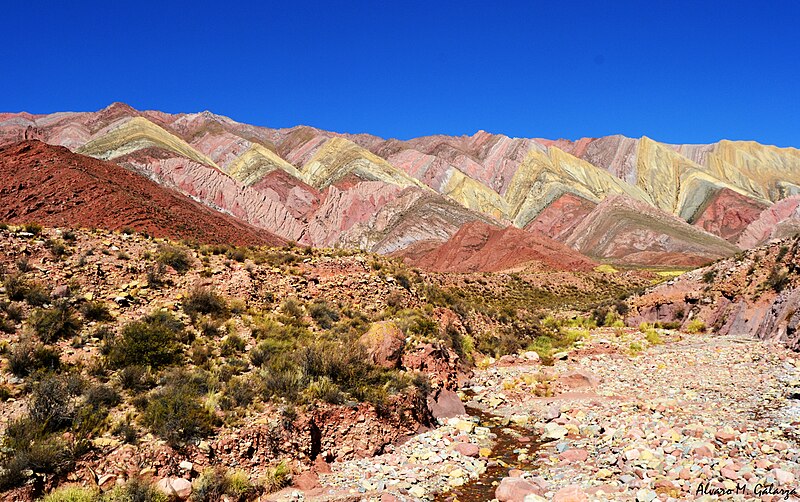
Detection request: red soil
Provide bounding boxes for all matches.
[0,140,285,246]
[403,221,596,273]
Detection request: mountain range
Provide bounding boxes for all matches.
[2,103,800,270]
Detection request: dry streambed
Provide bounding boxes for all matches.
[276,328,800,501]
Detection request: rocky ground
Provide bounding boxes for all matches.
[270,328,800,501]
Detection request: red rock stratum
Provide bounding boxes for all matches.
[0,141,285,246]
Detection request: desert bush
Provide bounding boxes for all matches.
[221,333,246,357]
[42,486,99,502]
[80,300,113,322]
[223,375,256,409]
[61,229,77,242]
[3,273,28,302]
[262,461,291,494]
[645,329,663,345]
[139,371,215,445]
[702,269,717,283]
[29,301,83,342]
[106,313,184,369]
[304,376,343,404]
[29,372,84,432]
[3,302,23,322]
[766,266,790,293]
[24,281,51,307]
[308,300,340,329]
[22,222,43,235]
[146,262,167,288]
[156,244,193,274]
[0,418,80,490]
[45,238,68,258]
[84,384,121,410]
[192,466,255,502]
[104,478,167,502]
[190,340,214,366]
[686,318,706,334]
[6,338,61,377]
[183,287,229,320]
[116,365,156,392]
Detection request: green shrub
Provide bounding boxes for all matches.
[192,466,255,502]
[0,418,80,490]
[183,287,229,320]
[221,333,246,357]
[116,365,156,392]
[223,376,256,409]
[103,478,167,502]
[139,381,215,446]
[645,329,663,345]
[304,376,343,404]
[23,222,43,235]
[6,338,61,377]
[308,301,340,329]
[3,273,27,301]
[702,269,717,283]
[686,318,706,334]
[766,266,790,293]
[42,485,99,502]
[45,239,68,259]
[29,302,83,343]
[29,372,84,432]
[262,461,291,494]
[106,314,183,369]
[156,244,193,274]
[80,300,113,322]
[24,281,51,307]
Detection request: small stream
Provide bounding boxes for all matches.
[435,401,544,502]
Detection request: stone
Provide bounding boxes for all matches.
[544,404,561,421]
[543,423,568,440]
[522,351,541,362]
[178,460,193,471]
[427,389,466,419]
[293,471,321,491]
[408,486,426,498]
[559,448,589,463]
[454,442,480,457]
[156,478,192,500]
[552,485,588,502]
[495,477,540,502]
[359,321,406,368]
[557,369,600,390]
[772,468,795,485]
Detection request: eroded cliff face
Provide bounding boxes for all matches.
[628,236,800,349]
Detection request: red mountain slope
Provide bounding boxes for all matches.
[401,221,596,273]
[0,141,285,246]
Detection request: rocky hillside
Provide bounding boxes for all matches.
[3,104,800,266]
[0,141,284,247]
[628,234,800,348]
[0,224,654,501]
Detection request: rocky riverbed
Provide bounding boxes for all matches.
[271,327,800,501]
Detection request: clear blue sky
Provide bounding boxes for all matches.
[3,1,798,146]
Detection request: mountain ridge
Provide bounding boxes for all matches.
[3,103,800,268]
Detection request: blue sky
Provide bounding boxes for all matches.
[3,1,798,146]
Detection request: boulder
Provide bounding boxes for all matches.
[552,485,588,502]
[557,369,600,390]
[359,321,405,368]
[293,470,321,491]
[454,442,480,457]
[427,388,466,419]
[496,477,541,502]
[155,477,192,500]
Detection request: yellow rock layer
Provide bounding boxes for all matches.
[227,143,303,185]
[440,167,508,220]
[301,137,426,190]
[78,117,220,169]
